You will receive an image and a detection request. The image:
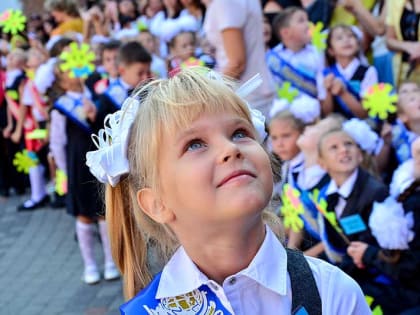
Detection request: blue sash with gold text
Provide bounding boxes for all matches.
[266,50,318,98]
[121,273,232,315]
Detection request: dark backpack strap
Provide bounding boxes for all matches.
[286,249,322,315]
[350,65,369,81]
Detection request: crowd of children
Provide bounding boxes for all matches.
[0,0,419,314]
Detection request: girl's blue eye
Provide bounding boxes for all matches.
[186,140,205,151]
[232,129,249,140]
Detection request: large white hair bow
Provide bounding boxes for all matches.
[342,118,383,155]
[270,94,320,124]
[86,97,139,187]
[369,196,414,250]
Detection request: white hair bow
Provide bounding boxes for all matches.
[343,118,383,155]
[86,71,268,186]
[86,97,139,187]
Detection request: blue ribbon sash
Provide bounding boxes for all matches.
[104,80,128,110]
[266,50,318,98]
[121,273,232,315]
[323,65,362,118]
[54,95,92,134]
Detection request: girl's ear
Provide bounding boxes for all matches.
[327,47,335,59]
[137,188,175,224]
[118,64,125,76]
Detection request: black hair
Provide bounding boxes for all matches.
[117,41,152,65]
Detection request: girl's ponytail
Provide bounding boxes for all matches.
[105,180,151,300]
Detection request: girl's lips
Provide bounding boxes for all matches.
[217,170,256,188]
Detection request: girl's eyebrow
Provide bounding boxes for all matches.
[175,117,250,143]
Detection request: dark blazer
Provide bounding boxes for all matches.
[341,167,389,243]
[359,188,420,314]
[324,168,388,273]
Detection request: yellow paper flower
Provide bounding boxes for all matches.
[0,10,26,35]
[362,83,398,120]
[277,81,299,103]
[55,169,68,196]
[137,20,148,32]
[309,22,327,52]
[6,90,19,101]
[13,150,38,174]
[280,184,305,232]
[365,295,383,315]
[26,129,48,140]
[311,189,342,234]
[26,69,35,80]
[59,42,96,78]
[181,57,205,69]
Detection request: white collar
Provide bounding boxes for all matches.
[66,87,92,101]
[6,69,23,86]
[326,168,359,199]
[297,164,326,190]
[156,225,288,299]
[289,152,305,172]
[336,58,361,80]
[119,77,133,90]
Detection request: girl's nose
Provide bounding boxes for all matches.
[219,140,243,164]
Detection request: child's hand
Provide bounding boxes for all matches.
[10,130,21,144]
[331,78,346,96]
[347,241,368,269]
[405,42,420,61]
[83,98,97,122]
[2,125,12,138]
[341,0,362,13]
[324,73,335,91]
[380,122,393,145]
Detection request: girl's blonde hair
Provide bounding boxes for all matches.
[105,69,283,299]
[269,109,305,133]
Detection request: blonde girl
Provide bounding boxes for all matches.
[87,68,370,314]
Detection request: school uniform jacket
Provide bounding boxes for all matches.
[359,189,420,314]
[323,168,388,273]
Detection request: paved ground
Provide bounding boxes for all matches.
[0,193,124,315]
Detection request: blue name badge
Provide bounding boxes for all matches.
[339,214,367,235]
[293,306,309,315]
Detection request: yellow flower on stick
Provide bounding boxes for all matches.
[280,184,305,232]
[310,189,348,244]
[277,82,299,103]
[55,169,68,196]
[59,42,96,78]
[0,10,26,35]
[362,83,397,120]
[309,22,327,52]
[13,150,38,174]
[181,57,205,69]
[365,295,383,315]
[6,90,19,101]
[26,129,48,140]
